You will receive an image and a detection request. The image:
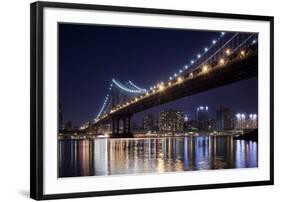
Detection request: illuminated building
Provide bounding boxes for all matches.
[184,114,189,122]
[247,114,258,129]
[143,114,154,132]
[234,113,258,129]
[159,109,184,133]
[216,106,232,131]
[208,118,217,131]
[185,119,197,131]
[196,106,209,131]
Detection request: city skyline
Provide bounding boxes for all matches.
[61,102,258,132]
[59,24,258,126]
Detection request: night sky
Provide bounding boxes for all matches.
[59,23,258,126]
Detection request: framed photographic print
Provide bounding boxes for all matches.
[30,1,274,200]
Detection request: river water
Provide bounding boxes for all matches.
[58,135,258,177]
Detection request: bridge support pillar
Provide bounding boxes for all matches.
[123,115,132,136]
[116,118,120,135]
[111,119,114,135]
[111,115,132,138]
[111,117,119,136]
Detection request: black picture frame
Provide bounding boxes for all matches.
[30,1,274,200]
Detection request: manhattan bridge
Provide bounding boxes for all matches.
[81,31,258,137]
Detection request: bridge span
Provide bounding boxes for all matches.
[92,48,257,137]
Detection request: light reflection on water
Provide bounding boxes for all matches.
[59,135,258,177]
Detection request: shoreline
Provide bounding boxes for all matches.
[58,132,250,140]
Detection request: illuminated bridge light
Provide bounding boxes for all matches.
[168,82,172,86]
[190,60,194,64]
[128,81,147,93]
[197,54,201,58]
[177,76,183,83]
[225,49,231,55]
[212,40,217,44]
[189,72,193,78]
[179,69,183,73]
[202,65,208,73]
[184,65,188,69]
[204,47,208,52]
[252,39,257,44]
[174,73,177,77]
[219,58,225,65]
[159,85,165,91]
[221,32,225,36]
[240,50,245,56]
[169,77,173,80]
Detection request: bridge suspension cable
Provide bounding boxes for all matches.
[95,83,113,120]
[167,31,227,83]
[95,78,147,120]
[128,81,147,92]
[112,78,145,94]
[197,33,239,69]
[232,34,256,53]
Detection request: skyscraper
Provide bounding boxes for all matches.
[248,113,258,129]
[159,109,184,133]
[234,113,258,129]
[216,106,232,131]
[196,106,209,131]
[143,114,154,132]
